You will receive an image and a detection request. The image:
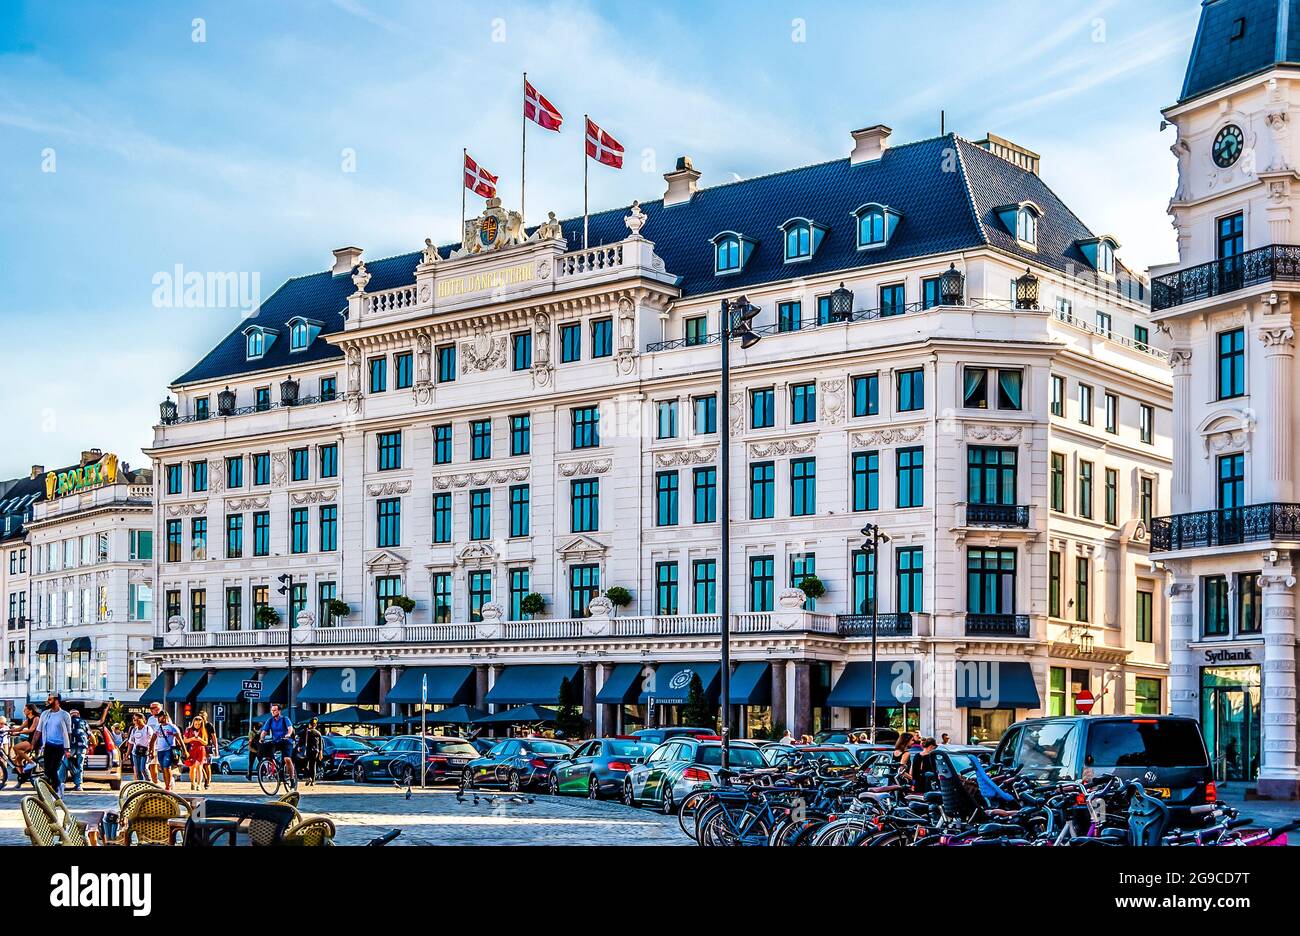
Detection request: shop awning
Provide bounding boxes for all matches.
[727,662,772,705]
[36,640,57,655]
[313,705,380,726]
[197,669,257,703]
[68,636,92,653]
[828,661,920,707]
[595,663,643,705]
[387,666,475,705]
[257,669,289,705]
[956,662,1040,709]
[405,704,487,725]
[297,667,379,704]
[137,673,167,705]
[485,664,581,705]
[138,669,208,705]
[476,704,558,725]
[638,662,721,704]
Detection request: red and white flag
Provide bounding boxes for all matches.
[585,117,624,168]
[524,80,563,131]
[464,152,498,198]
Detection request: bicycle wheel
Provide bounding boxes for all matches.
[257,759,280,796]
[697,802,771,846]
[677,790,714,840]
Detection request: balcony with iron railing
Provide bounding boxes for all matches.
[835,613,916,637]
[962,503,1032,528]
[1151,244,1300,312]
[1149,503,1300,552]
[965,613,1031,638]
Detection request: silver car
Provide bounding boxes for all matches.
[621,738,767,814]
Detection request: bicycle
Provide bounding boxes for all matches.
[0,744,42,790]
[257,741,298,796]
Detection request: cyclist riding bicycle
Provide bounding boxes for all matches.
[258,703,297,782]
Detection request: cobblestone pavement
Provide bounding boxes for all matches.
[0,776,688,846]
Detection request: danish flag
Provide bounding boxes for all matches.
[463,152,498,198]
[585,117,624,168]
[524,80,563,131]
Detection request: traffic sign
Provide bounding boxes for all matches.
[895,682,914,705]
[241,680,262,692]
[214,704,226,722]
[243,690,261,701]
[1075,689,1096,714]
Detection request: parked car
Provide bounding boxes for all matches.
[814,727,900,745]
[294,734,374,781]
[628,727,717,746]
[547,737,655,799]
[993,715,1215,806]
[213,736,251,776]
[762,743,858,771]
[623,738,767,814]
[468,736,497,755]
[353,735,479,784]
[460,738,574,792]
[842,743,893,765]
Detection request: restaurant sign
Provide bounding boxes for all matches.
[46,453,119,499]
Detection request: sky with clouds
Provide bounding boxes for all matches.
[0,0,1200,477]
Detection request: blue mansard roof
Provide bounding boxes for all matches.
[173,133,1126,387]
[1180,0,1300,103]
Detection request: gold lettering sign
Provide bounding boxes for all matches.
[46,453,118,499]
[436,263,534,300]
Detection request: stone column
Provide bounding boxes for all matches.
[581,662,596,736]
[1259,571,1299,798]
[1168,581,1197,719]
[1169,350,1194,510]
[770,660,787,736]
[792,662,812,738]
[1259,323,1295,503]
[474,665,489,709]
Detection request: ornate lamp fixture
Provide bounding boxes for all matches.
[280,375,300,406]
[159,397,178,425]
[829,282,855,322]
[217,387,236,416]
[939,263,966,306]
[1014,268,1040,309]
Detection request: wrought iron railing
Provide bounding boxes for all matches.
[836,612,913,637]
[1149,503,1300,551]
[966,503,1031,528]
[965,613,1030,637]
[162,394,335,426]
[1151,244,1300,311]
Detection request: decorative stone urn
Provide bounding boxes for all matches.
[584,596,614,637]
[773,588,808,631]
[475,602,506,640]
[293,610,315,644]
[164,615,185,648]
[777,587,808,610]
[380,603,406,641]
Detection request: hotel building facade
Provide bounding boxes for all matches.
[145,124,1172,744]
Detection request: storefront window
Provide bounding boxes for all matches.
[1134,677,1161,715]
[1048,666,1066,716]
[968,708,1014,744]
[1201,665,1260,782]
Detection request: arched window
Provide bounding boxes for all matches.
[246,329,265,359]
[1017,207,1037,246]
[716,235,741,272]
[785,222,811,260]
[1097,241,1115,276]
[290,321,309,351]
[858,209,886,247]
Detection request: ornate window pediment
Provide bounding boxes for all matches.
[456,542,498,567]
[1197,408,1254,457]
[364,549,408,574]
[557,535,606,560]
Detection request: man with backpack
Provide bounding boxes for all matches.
[257,704,296,786]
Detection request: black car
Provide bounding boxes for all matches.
[460,737,574,791]
[294,734,374,781]
[993,715,1215,806]
[353,735,479,784]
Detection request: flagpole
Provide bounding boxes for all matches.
[521,72,527,225]
[583,114,589,250]
[461,147,467,254]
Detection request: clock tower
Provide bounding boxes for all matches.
[1150,0,1300,799]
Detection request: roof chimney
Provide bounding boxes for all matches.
[332,246,364,275]
[850,125,891,165]
[973,133,1040,175]
[30,465,44,480]
[80,449,102,466]
[663,156,702,206]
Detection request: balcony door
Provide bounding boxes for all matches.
[967,548,1016,616]
[1217,453,1245,544]
[1217,212,1244,291]
[967,446,1018,520]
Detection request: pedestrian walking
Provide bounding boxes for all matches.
[779,728,795,745]
[126,713,153,781]
[66,708,89,791]
[197,711,216,789]
[151,711,183,791]
[301,718,323,787]
[246,722,260,782]
[183,716,208,792]
[146,702,163,783]
[911,737,938,795]
[940,732,950,745]
[893,731,916,783]
[33,694,72,796]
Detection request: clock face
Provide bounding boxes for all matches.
[1212,124,1244,168]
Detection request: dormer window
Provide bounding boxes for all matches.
[290,321,309,351]
[1097,241,1115,275]
[996,201,1041,248]
[1017,207,1037,245]
[852,203,900,250]
[710,231,756,275]
[245,328,266,360]
[1075,235,1120,278]
[779,218,827,262]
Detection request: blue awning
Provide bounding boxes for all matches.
[36,640,57,655]
[197,669,257,703]
[137,673,168,705]
[485,665,581,705]
[257,669,289,704]
[387,666,475,705]
[69,636,92,653]
[638,662,721,704]
[595,663,644,704]
[168,669,208,702]
[728,662,772,705]
[956,662,1040,709]
[828,661,920,707]
[297,667,380,704]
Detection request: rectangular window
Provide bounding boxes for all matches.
[1078,384,1094,425]
[880,283,906,316]
[1217,328,1246,399]
[510,414,530,456]
[896,368,924,412]
[749,555,775,612]
[963,368,988,409]
[896,446,924,508]
[290,447,310,481]
[692,559,717,614]
[1050,375,1064,417]
[253,511,270,556]
[291,507,309,554]
[190,589,206,632]
[750,388,774,428]
[166,464,183,495]
[225,587,242,631]
[319,444,338,479]
[369,357,387,393]
[319,505,337,552]
[509,485,530,537]
[255,387,271,412]
[377,431,402,471]
[434,424,453,464]
[967,446,1017,505]
[685,316,708,346]
[572,405,600,449]
[571,479,599,532]
[1134,324,1150,350]
[852,451,879,512]
[512,331,532,371]
[591,318,613,357]
[1140,476,1154,525]
[1139,404,1154,444]
[253,453,270,486]
[1217,453,1244,509]
[692,395,717,434]
[1047,667,1067,716]
[431,573,452,624]
[1238,572,1262,634]
[189,519,205,560]
[655,562,679,615]
[693,466,716,523]
[1095,310,1113,337]
[375,575,401,626]
[777,300,801,332]
[468,571,492,622]
[470,489,492,540]
[657,400,678,439]
[851,550,876,614]
[790,553,817,610]
[317,581,337,626]
[1078,460,1093,519]
[226,456,243,489]
[376,498,401,547]
[897,547,923,612]
[967,547,1016,614]
[569,564,600,618]
[1136,590,1154,643]
[191,461,208,493]
[1050,452,1066,512]
[790,382,816,424]
[432,493,452,543]
[922,276,943,309]
[437,343,457,382]
[560,323,581,363]
[225,515,243,559]
[790,457,816,516]
[471,419,492,460]
[1104,393,1118,434]
[1203,575,1229,637]
[166,520,183,562]
[1134,677,1161,715]
[1048,550,1061,617]
[509,568,531,620]
[395,351,413,390]
[1076,557,1090,622]
[320,375,337,401]
[194,397,209,421]
[290,582,308,620]
[655,471,679,526]
[749,462,775,519]
[1105,467,1118,524]
[852,374,879,417]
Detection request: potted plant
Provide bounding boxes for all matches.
[604,586,632,614]
[520,592,546,617]
[391,595,416,617]
[255,605,281,629]
[325,598,351,626]
[796,575,826,601]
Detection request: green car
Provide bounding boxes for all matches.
[547,737,655,800]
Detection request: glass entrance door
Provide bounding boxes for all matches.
[1201,666,1260,782]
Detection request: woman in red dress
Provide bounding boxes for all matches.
[183,716,208,791]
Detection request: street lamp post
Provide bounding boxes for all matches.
[718,296,762,772]
[859,522,889,739]
[276,573,295,714]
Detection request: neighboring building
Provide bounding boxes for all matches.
[0,469,43,715]
[25,450,156,707]
[1150,0,1300,797]
[146,123,1171,744]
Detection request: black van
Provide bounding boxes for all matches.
[992,715,1215,806]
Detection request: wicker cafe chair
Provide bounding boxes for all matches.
[118,779,161,809]
[277,790,301,809]
[282,815,336,847]
[22,797,62,846]
[245,802,300,846]
[33,777,89,846]
[117,789,190,846]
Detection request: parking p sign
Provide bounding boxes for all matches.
[214,704,226,722]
